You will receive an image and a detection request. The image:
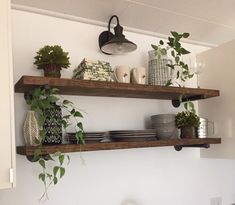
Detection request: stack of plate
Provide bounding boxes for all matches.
[109,130,157,142]
[66,132,106,143]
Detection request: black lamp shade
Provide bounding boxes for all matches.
[98,15,137,55]
[101,36,137,55]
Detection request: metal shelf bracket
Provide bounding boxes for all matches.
[174,143,210,151]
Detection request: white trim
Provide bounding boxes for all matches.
[11,4,216,48]
[8,0,16,188]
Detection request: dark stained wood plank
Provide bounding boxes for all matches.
[15,76,220,101]
[16,138,221,156]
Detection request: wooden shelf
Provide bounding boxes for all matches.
[15,76,221,155]
[17,138,221,156]
[15,76,219,101]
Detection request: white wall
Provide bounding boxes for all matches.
[0,9,235,205]
[197,39,235,159]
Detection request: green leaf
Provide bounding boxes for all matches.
[175,56,180,64]
[74,111,83,117]
[53,176,58,185]
[39,159,45,169]
[165,80,172,86]
[171,50,175,57]
[159,40,164,45]
[188,101,195,113]
[43,154,54,161]
[60,167,65,178]
[174,41,181,50]
[160,48,167,55]
[53,166,60,176]
[67,155,70,165]
[167,37,174,47]
[70,109,75,115]
[171,31,179,38]
[62,119,68,129]
[182,33,190,38]
[59,155,65,165]
[63,100,72,105]
[180,48,190,54]
[33,149,41,161]
[151,44,158,50]
[39,173,46,182]
[75,131,84,144]
[77,122,83,130]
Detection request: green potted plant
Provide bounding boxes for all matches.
[24,86,84,201]
[175,101,200,138]
[151,31,194,86]
[34,45,70,78]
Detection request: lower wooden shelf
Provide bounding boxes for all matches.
[17,138,221,156]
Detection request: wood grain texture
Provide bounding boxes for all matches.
[16,138,221,156]
[15,76,220,100]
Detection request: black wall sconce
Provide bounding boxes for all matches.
[98,15,137,55]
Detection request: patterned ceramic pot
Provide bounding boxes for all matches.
[43,104,62,145]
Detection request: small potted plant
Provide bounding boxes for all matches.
[34,45,70,78]
[175,110,200,139]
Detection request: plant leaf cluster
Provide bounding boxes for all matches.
[34,45,70,69]
[151,31,194,86]
[175,94,200,128]
[175,110,200,128]
[24,86,84,201]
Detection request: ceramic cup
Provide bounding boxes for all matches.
[114,65,130,83]
[131,67,146,84]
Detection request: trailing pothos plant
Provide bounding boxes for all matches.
[151,31,194,86]
[24,86,84,201]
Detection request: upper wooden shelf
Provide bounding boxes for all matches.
[15,76,219,101]
[16,138,221,156]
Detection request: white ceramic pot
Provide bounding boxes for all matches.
[131,67,146,84]
[114,65,130,83]
[23,110,40,146]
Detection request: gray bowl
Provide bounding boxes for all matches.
[151,114,175,124]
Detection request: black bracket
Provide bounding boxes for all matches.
[172,94,207,108]
[174,143,210,151]
[172,99,181,107]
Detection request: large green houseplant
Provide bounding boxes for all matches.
[151,31,194,86]
[34,45,70,78]
[25,86,84,201]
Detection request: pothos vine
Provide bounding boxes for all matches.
[24,87,84,201]
[151,31,194,86]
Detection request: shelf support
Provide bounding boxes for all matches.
[172,94,208,108]
[174,143,210,151]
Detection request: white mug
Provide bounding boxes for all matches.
[114,65,130,83]
[131,67,146,84]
